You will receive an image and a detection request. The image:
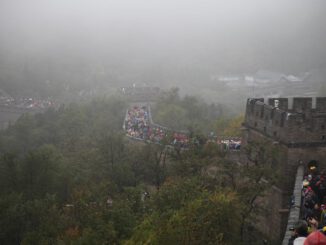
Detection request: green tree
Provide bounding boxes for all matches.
[0,152,19,194]
[237,140,279,242]
[21,145,63,199]
[126,189,242,245]
[158,192,241,245]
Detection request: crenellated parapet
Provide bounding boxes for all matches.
[244,97,326,146]
[292,97,312,114]
[268,98,289,111]
[316,97,326,112]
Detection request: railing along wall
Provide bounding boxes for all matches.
[282,164,304,245]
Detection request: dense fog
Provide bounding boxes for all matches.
[0,0,326,101]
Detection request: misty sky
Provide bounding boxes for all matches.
[1,0,326,84]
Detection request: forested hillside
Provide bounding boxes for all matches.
[0,95,277,244]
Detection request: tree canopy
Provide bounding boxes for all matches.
[0,95,278,244]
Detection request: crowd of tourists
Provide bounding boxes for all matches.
[124,105,244,151]
[288,218,326,245]
[288,161,326,245]
[218,138,241,151]
[206,134,241,151]
[124,105,150,140]
[124,105,189,146]
[301,162,326,224]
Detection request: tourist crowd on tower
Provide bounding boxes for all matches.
[301,162,326,224]
[288,161,326,244]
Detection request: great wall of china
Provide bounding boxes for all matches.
[2,87,326,242]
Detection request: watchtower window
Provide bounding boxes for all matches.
[322,135,326,140]
[254,122,258,127]
[322,125,325,130]
[273,131,277,137]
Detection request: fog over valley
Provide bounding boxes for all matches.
[1,0,325,104]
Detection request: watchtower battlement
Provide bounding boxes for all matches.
[244,97,326,146]
[242,97,326,242]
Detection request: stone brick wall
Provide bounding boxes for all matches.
[317,97,326,112]
[257,185,284,241]
[242,97,326,241]
[244,97,326,145]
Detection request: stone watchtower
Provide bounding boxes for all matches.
[243,97,326,169]
[242,97,326,240]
